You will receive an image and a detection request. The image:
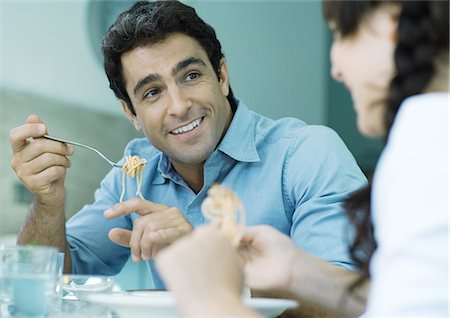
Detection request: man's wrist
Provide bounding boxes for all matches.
[32,194,66,215]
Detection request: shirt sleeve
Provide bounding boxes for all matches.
[284,126,367,269]
[365,98,448,316]
[66,168,132,275]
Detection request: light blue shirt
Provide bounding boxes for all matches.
[66,99,366,288]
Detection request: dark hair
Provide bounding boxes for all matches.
[323,0,449,290]
[102,0,237,115]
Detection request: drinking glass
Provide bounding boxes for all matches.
[0,245,58,316]
[52,252,65,310]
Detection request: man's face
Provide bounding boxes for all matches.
[120,33,232,170]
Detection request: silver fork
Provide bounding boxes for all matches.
[42,135,123,168]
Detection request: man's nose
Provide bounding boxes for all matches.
[167,87,192,116]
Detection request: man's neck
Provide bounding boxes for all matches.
[172,161,204,194]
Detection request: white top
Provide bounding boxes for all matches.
[365,93,449,317]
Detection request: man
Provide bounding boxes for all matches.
[10,1,366,288]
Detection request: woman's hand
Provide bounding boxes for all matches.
[155,224,258,316]
[238,225,299,292]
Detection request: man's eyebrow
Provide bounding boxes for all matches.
[172,57,206,76]
[133,73,161,97]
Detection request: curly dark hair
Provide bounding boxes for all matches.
[323,0,449,290]
[102,0,236,115]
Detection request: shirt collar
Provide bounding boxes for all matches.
[217,98,260,163]
[152,154,169,185]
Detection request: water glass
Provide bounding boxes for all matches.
[52,252,65,309]
[0,245,58,316]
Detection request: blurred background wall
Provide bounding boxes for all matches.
[0,0,382,289]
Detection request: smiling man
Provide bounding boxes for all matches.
[10,1,366,288]
[119,34,234,194]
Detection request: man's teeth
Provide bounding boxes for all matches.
[171,118,202,135]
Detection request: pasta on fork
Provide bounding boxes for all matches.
[119,155,147,202]
[201,184,246,247]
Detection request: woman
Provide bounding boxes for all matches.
[156,1,449,317]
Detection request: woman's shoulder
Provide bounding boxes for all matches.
[390,92,448,143]
[396,92,448,125]
[375,92,448,190]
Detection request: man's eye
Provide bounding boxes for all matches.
[143,88,159,99]
[185,72,200,81]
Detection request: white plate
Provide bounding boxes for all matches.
[84,291,298,318]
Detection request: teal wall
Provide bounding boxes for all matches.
[190,1,328,124]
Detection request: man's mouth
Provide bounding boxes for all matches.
[170,117,203,135]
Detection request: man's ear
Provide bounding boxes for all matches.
[120,100,142,131]
[218,58,230,97]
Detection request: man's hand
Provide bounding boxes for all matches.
[104,198,193,261]
[9,115,73,208]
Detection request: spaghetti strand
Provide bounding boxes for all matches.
[120,155,147,202]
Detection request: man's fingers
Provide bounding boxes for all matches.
[28,165,67,186]
[109,228,145,262]
[26,114,44,124]
[9,122,47,153]
[21,152,72,174]
[129,221,146,262]
[108,228,132,247]
[144,223,217,246]
[146,227,183,244]
[104,198,167,219]
[11,148,72,187]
